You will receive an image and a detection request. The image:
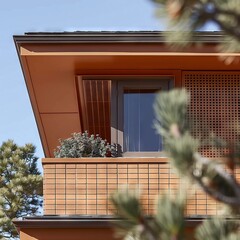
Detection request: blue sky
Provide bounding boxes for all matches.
[0,0,163,170]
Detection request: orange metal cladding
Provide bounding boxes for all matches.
[15,36,240,157]
[15,219,197,240]
[19,228,118,240]
[14,33,240,240]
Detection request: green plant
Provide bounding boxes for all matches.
[54,131,118,158]
[0,140,43,239]
[152,0,240,63]
[110,89,240,240]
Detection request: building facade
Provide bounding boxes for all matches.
[14,32,240,239]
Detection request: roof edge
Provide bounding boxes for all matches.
[13,31,225,44]
[13,216,205,229]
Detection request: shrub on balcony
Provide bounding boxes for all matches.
[54,131,118,158]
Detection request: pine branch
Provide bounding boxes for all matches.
[193,154,240,200]
[154,89,240,210]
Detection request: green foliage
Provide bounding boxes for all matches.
[154,89,189,136]
[54,131,118,158]
[111,89,240,240]
[151,0,240,56]
[154,89,240,208]
[195,218,240,240]
[111,188,186,240]
[110,1,240,238]
[0,140,43,239]
[154,89,198,177]
[111,187,143,223]
[155,191,186,240]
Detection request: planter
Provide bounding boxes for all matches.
[43,158,223,216]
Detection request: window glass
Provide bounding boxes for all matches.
[124,89,162,152]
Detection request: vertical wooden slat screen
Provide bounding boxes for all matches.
[183,71,240,158]
[78,79,111,142]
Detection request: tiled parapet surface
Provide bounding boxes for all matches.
[43,158,240,216]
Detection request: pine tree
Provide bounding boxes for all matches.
[110,1,240,239]
[111,89,240,240]
[0,140,43,239]
[151,0,240,61]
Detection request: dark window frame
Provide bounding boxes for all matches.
[112,76,174,157]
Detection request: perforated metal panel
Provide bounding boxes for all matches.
[183,71,240,158]
[182,71,240,215]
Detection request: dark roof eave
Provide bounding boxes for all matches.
[13,31,225,44]
[13,216,207,229]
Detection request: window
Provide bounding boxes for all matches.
[124,88,162,152]
[112,77,173,157]
[79,75,174,157]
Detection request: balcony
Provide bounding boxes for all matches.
[43,157,225,217]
